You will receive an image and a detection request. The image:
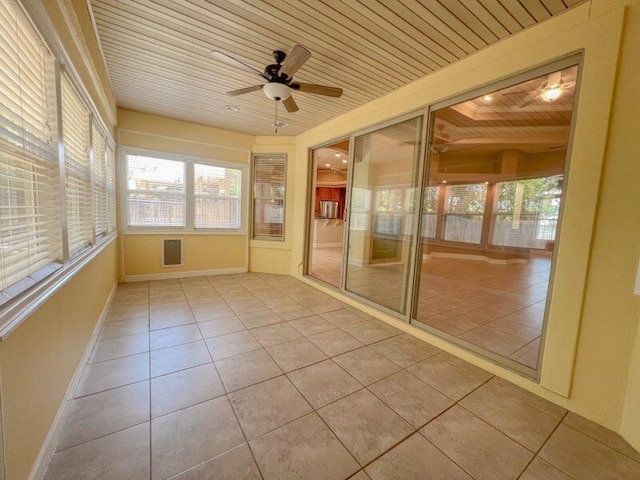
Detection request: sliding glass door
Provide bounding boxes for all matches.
[344,116,423,313]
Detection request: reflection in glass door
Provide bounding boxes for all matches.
[307,139,349,287]
[413,63,579,371]
[344,116,423,313]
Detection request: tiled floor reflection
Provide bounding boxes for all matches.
[311,247,550,368]
[43,273,640,479]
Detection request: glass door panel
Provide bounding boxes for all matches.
[345,116,422,313]
[413,64,579,371]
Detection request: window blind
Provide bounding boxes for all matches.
[252,155,285,239]
[194,163,241,229]
[61,75,92,256]
[443,183,487,244]
[105,144,116,232]
[0,0,62,294]
[91,120,107,237]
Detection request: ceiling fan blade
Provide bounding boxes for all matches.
[280,45,311,79]
[226,85,264,96]
[519,92,542,108]
[503,89,538,97]
[291,82,343,97]
[548,71,562,86]
[283,96,299,113]
[211,51,269,80]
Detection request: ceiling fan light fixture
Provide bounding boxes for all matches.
[541,85,563,102]
[263,82,292,101]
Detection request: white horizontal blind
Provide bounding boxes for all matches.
[126,154,185,227]
[91,120,107,237]
[0,0,62,294]
[61,75,92,256]
[253,155,285,240]
[194,163,242,229]
[105,144,116,232]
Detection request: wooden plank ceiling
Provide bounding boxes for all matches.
[90,0,585,136]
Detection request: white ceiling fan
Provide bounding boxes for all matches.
[506,71,575,108]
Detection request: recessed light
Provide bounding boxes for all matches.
[225,105,239,111]
[442,180,447,184]
[482,95,492,102]
[335,153,340,158]
[325,163,331,167]
[342,159,348,163]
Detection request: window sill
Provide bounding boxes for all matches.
[0,233,118,340]
[123,230,248,236]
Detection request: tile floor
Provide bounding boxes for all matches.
[43,273,640,480]
[309,246,549,368]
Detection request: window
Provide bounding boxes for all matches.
[0,0,116,310]
[105,144,116,232]
[0,0,62,295]
[61,75,92,256]
[126,155,185,227]
[443,183,487,244]
[124,150,246,231]
[252,155,285,240]
[195,163,242,229]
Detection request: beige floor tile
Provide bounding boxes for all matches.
[305,298,344,314]
[197,316,246,338]
[318,389,413,466]
[76,353,149,397]
[407,355,486,400]
[276,304,315,321]
[563,412,640,462]
[365,432,472,480]
[250,413,359,480]
[399,333,442,355]
[215,349,282,392]
[288,315,336,336]
[436,352,494,381]
[333,347,400,386]
[287,359,362,409]
[192,304,235,322]
[151,363,225,418]
[99,318,149,340]
[540,424,640,480]
[58,381,149,451]
[105,305,148,323]
[238,309,283,328]
[266,337,328,372]
[519,457,573,480]
[150,304,195,331]
[229,375,312,439]
[230,300,270,316]
[369,370,453,428]
[250,322,302,347]
[341,322,398,345]
[370,336,437,368]
[45,423,149,480]
[90,333,149,364]
[349,472,372,480]
[321,309,370,328]
[308,329,364,357]
[173,444,261,480]
[151,397,244,480]
[205,330,261,360]
[460,377,563,451]
[150,340,211,377]
[150,324,202,350]
[421,406,533,480]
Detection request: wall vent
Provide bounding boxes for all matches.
[161,238,183,267]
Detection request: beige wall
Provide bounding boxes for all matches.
[288,0,640,448]
[118,109,254,280]
[0,242,117,480]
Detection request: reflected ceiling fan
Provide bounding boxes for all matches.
[505,71,575,108]
[211,45,343,118]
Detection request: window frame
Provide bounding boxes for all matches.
[120,146,249,235]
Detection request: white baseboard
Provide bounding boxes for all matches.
[124,266,248,282]
[28,281,118,480]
